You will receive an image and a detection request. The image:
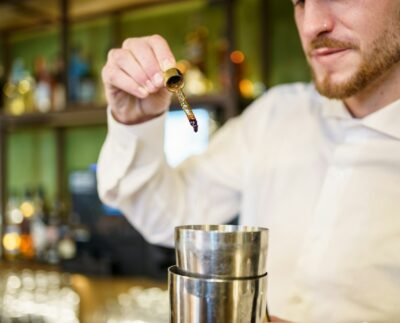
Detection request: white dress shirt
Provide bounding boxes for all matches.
[97,83,400,322]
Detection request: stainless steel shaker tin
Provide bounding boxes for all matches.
[169,265,268,323]
[175,225,269,278]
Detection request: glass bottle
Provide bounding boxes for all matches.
[3,193,23,260]
[19,189,36,260]
[33,56,52,113]
[31,187,48,261]
[3,59,35,115]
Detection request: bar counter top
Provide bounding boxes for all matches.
[0,261,168,323]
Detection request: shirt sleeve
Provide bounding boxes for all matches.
[97,108,249,247]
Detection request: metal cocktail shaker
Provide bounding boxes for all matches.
[169,225,269,323]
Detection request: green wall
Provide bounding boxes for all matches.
[236,0,262,83]
[10,26,59,74]
[268,0,310,85]
[7,126,107,201]
[7,129,57,201]
[65,126,107,174]
[70,17,111,72]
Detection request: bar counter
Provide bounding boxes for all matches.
[0,261,168,323]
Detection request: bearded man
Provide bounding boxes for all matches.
[97,0,400,321]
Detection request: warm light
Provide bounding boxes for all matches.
[70,274,91,291]
[239,79,254,98]
[253,81,266,97]
[18,80,31,95]
[4,83,15,97]
[7,275,22,290]
[176,60,190,74]
[20,234,35,258]
[10,98,25,115]
[230,50,245,64]
[10,208,23,224]
[20,201,35,218]
[3,232,21,251]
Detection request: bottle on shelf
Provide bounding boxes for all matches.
[79,62,96,104]
[51,54,66,111]
[183,26,212,96]
[68,46,89,104]
[45,199,64,264]
[31,187,49,261]
[3,58,36,116]
[58,222,77,261]
[185,26,208,75]
[33,56,52,113]
[2,193,23,260]
[215,38,230,92]
[19,189,36,260]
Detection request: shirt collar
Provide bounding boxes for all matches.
[320,94,400,140]
[362,99,400,140]
[320,96,352,120]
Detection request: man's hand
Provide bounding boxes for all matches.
[267,316,290,322]
[102,35,176,124]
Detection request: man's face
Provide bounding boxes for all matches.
[294,0,400,99]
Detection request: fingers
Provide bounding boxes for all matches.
[143,34,176,71]
[108,48,156,94]
[122,35,176,86]
[102,62,148,99]
[104,34,176,99]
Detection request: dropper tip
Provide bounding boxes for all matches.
[190,119,198,133]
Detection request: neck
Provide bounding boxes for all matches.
[343,62,400,118]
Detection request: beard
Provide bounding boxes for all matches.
[310,24,400,99]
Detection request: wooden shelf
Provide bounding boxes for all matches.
[0,106,107,131]
[0,94,229,130]
[0,0,190,32]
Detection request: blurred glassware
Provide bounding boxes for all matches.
[20,190,36,260]
[51,54,66,111]
[3,58,36,115]
[3,193,23,260]
[33,56,52,113]
[0,269,80,323]
[95,286,169,323]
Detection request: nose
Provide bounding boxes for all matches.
[299,1,335,40]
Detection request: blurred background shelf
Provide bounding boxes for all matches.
[0,0,309,285]
[0,93,230,131]
[0,0,190,32]
[0,106,107,129]
[0,0,247,213]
